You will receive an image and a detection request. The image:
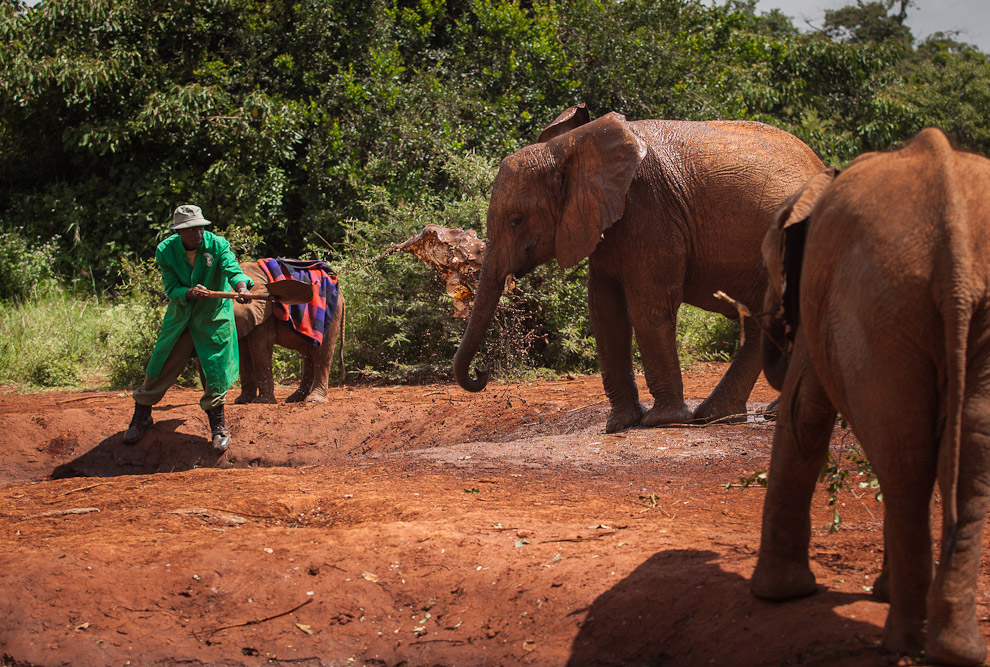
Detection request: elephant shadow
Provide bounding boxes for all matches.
[51,416,221,480]
[566,549,886,667]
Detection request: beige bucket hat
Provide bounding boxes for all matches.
[169,204,212,230]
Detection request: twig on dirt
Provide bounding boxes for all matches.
[61,482,111,496]
[21,507,100,519]
[55,395,114,405]
[194,597,314,640]
[540,532,615,544]
[169,508,247,525]
[567,400,607,413]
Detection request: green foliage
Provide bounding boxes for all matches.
[676,305,741,365]
[0,229,61,301]
[820,430,882,534]
[2,0,990,383]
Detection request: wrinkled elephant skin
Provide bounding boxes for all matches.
[232,262,345,404]
[453,104,826,432]
[752,128,990,665]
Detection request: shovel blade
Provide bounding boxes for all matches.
[265,279,313,305]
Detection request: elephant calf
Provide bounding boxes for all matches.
[232,260,345,404]
[751,128,990,665]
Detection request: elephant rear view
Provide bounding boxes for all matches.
[752,128,990,664]
[453,103,826,432]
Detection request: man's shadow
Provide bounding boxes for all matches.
[51,413,221,479]
[567,549,887,667]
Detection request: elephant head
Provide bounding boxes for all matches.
[453,106,648,391]
[760,169,837,390]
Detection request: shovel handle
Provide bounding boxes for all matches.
[202,290,280,302]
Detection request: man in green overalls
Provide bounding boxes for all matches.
[123,205,254,454]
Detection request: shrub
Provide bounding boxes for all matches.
[676,305,741,365]
[0,229,61,302]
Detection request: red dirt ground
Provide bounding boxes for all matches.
[1,363,987,667]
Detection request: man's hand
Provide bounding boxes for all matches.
[187,284,210,301]
[234,282,251,304]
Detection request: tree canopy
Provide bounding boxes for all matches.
[3,0,988,284]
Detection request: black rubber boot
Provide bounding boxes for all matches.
[206,405,230,454]
[123,403,153,444]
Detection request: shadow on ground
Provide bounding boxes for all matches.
[568,549,885,667]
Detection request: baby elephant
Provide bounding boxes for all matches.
[751,129,990,665]
[233,260,345,404]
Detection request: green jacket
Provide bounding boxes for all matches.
[145,231,253,394]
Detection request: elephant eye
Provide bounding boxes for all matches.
[509,214,523,229]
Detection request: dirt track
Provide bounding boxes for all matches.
[1,363,986,666]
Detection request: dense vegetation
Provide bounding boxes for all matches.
[2,0,989,387]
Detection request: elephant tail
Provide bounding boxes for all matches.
[935,143,975,563]
[940,297,969,561]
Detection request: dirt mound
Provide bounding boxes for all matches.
[1,364,986,666]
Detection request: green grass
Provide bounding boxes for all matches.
[0,289,113,389]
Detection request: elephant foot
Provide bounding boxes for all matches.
[882,613,926,659]
[692,394,748,424]
[253,395,278,405]
[285,391,306,403]
[925,597,987,666]
[305,392,328,403]
[605,402,646,433]
[751,557,817,601]
[234,392,257,405]
[640,402,693,428]
[871,568,890,603]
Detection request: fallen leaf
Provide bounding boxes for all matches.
[295,623,313,635]
[523,640,536,652]
[75,622,90,632]
[362,571,380,583]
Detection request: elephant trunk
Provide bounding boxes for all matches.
[453,265,505,392]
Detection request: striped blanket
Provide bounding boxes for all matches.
[257,258,339,347]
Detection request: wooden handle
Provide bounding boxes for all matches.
[202,290,273,301]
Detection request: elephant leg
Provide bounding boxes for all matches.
[287,352,317,403]
[234,337,258,404]
[626,284,692,427]
[589,268,646,433]
[693,315,762,422]
[835,373,937,655]
[248,318,278,404]
[751,336,835,600]
[304,296,344,402]
[925,365,990,665]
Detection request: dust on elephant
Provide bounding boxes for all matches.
[751,129,990,665]
[453,104,825,432]
[232,261,345,404]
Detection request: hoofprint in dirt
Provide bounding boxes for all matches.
[0,364,987,666]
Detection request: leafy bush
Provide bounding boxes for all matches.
[676,305,741,365]
[99,301,168,388]
[0,229,60,302]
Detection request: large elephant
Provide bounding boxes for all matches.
[453,104,825,432]
[750,129,990,665]
[232,261,345,404]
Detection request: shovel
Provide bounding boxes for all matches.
[203,279,314,306]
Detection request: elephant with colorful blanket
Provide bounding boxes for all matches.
[232,259,345,404]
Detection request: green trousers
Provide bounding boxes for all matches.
[132,329,226,411]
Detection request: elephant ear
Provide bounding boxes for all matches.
[766,169,837,345]
[548,112,647,269]
[537,103,591,143]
